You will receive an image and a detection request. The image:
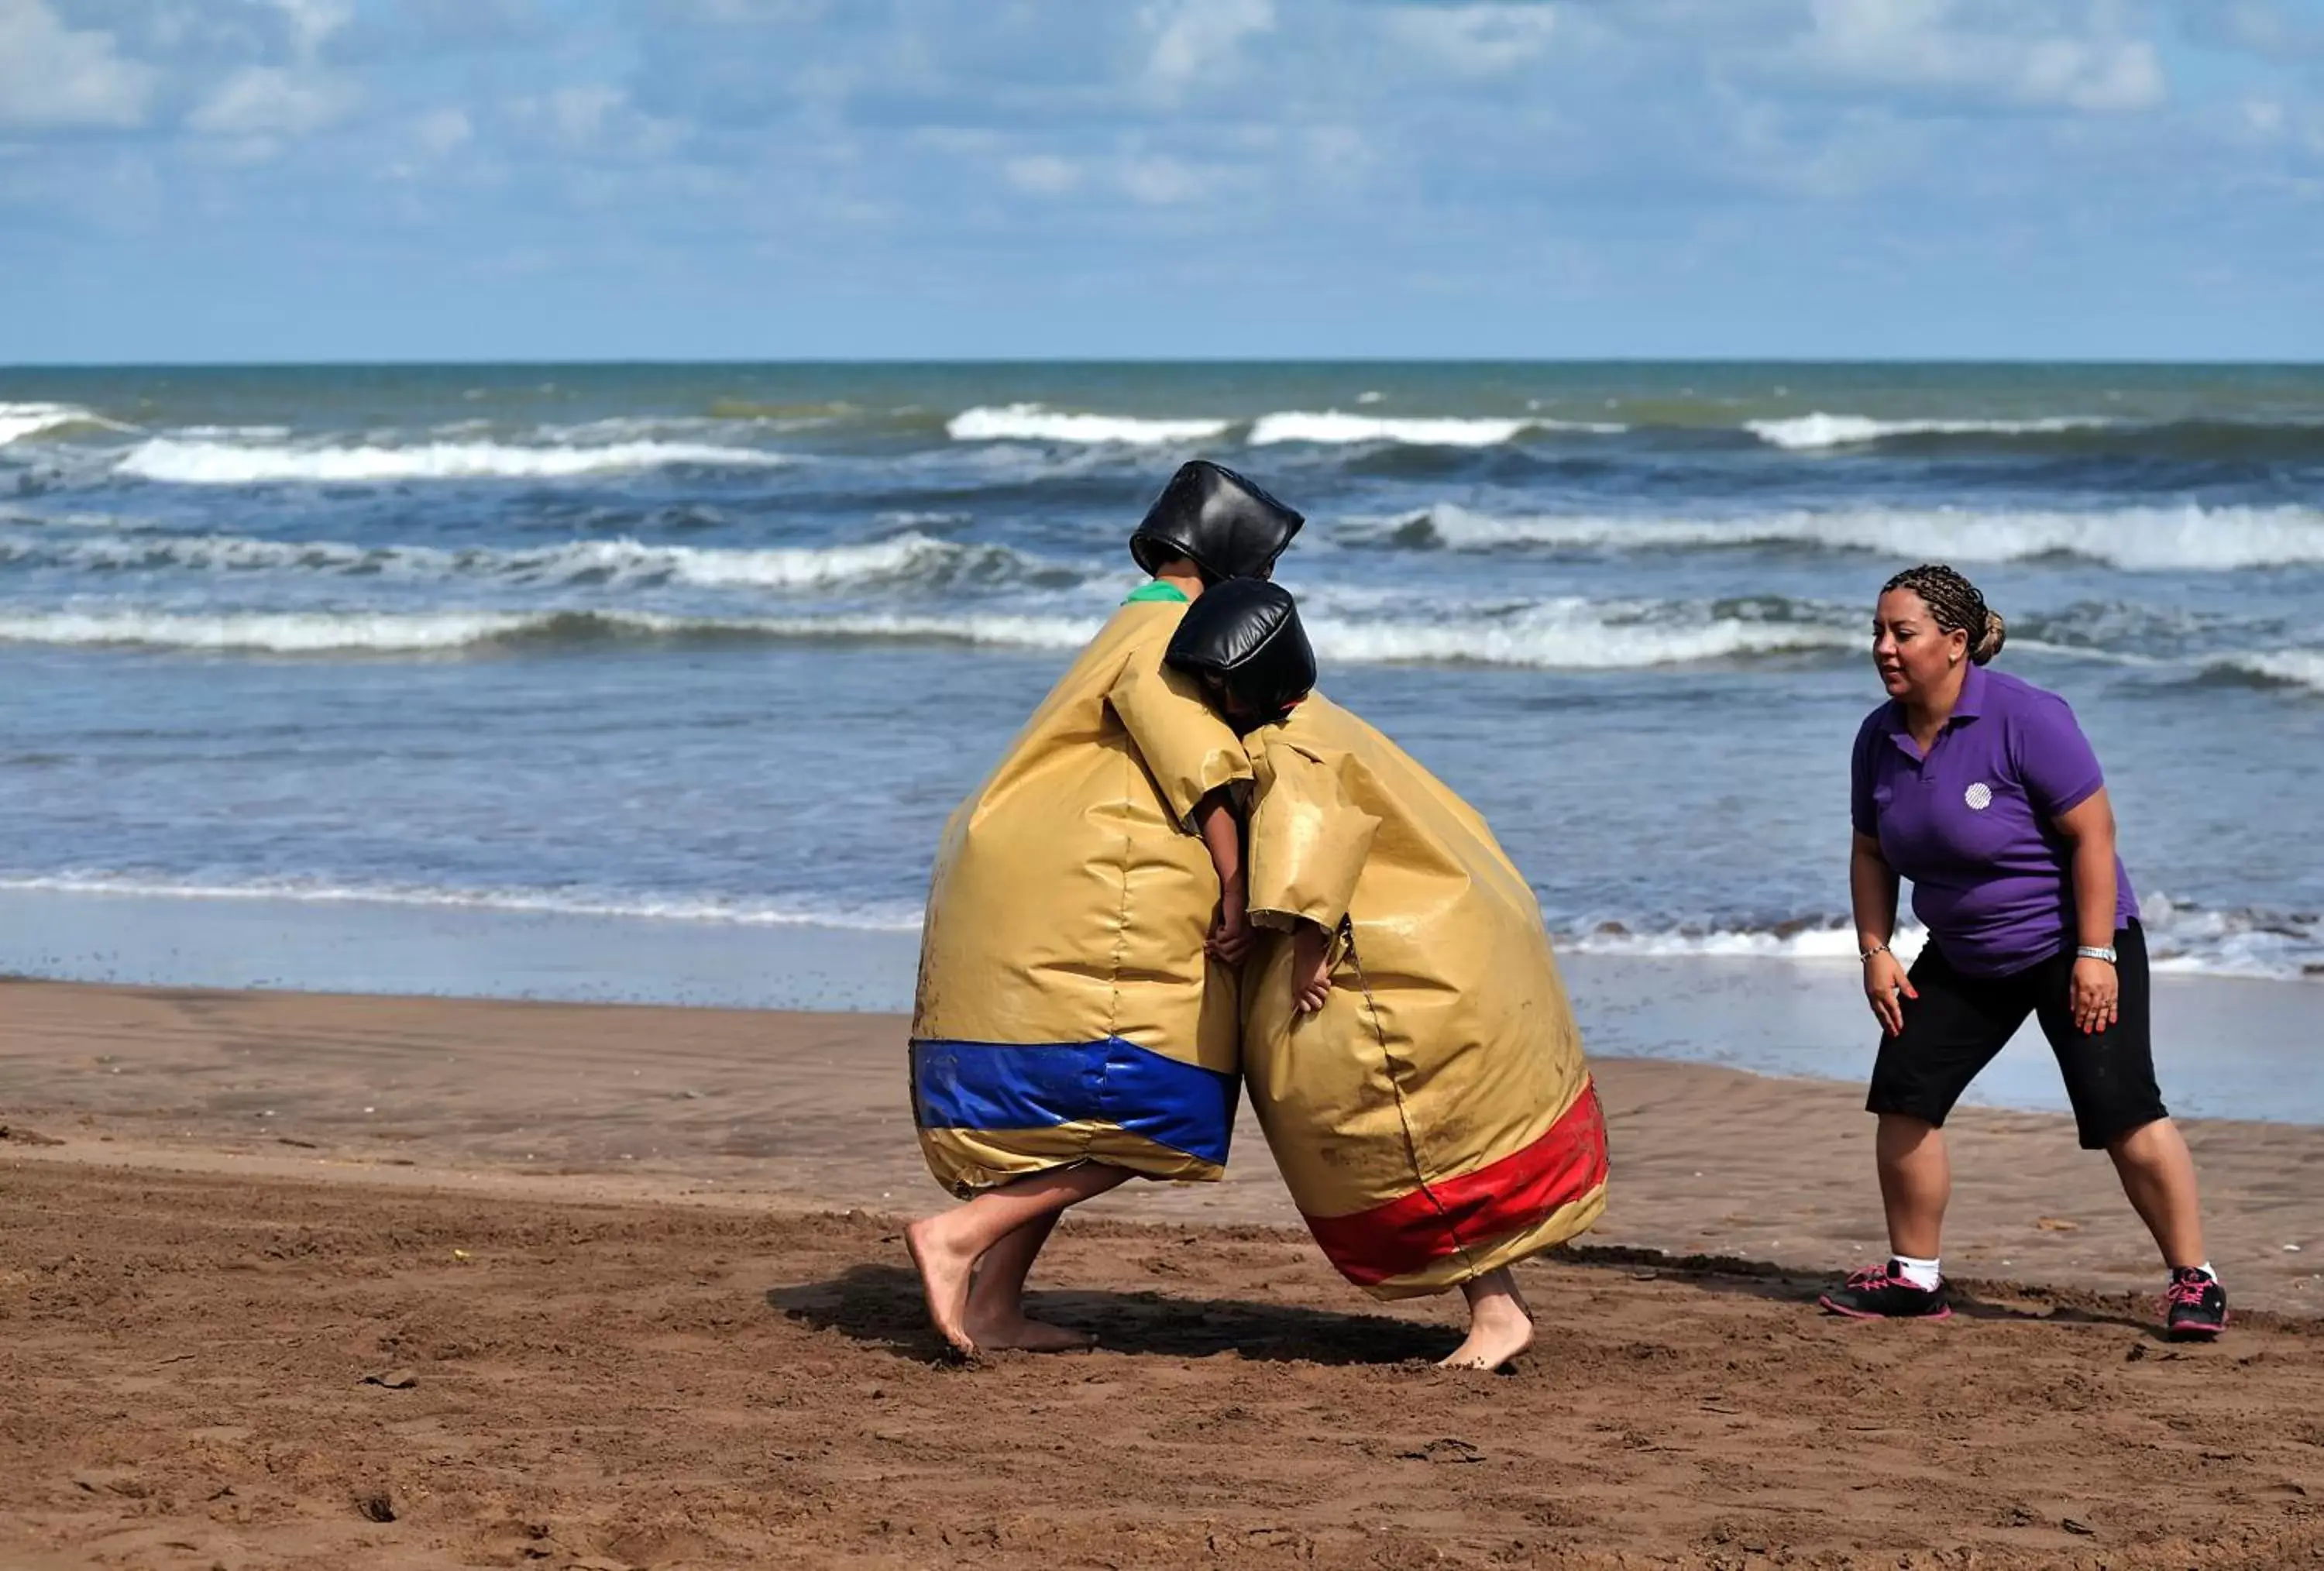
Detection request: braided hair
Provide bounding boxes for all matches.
[1882,563,2006,665]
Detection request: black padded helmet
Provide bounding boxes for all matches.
[1165,579,1316,730]
[1129,460,1304,583]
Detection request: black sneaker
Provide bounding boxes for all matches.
[2164,1268,2227,1341]
[1819,1260,1952,1321]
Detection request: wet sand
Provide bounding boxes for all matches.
[4,978,2323,1567]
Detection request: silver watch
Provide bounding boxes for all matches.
[2075,944,2118,964]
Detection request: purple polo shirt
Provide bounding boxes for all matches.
[1851,663,2137,978]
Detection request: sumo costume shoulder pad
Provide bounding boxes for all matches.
[1166,578,1318,730]
[1131,460,1305,582]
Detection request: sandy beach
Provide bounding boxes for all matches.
[5,977,2322,1568]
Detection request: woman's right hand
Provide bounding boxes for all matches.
[1862,949,1917,1036]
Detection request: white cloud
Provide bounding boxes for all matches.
[512,84,690,158]
[0,0,158,129]
[1142,0,1275,94]
[414,106,473,156]
[1796,0,2166,113]
[1119,153,1206,204]
[274,0,355,60]
[544,84,625,144]
[1005,153,1080,194]
[1380,3,1559,77]
[188,65,356,137]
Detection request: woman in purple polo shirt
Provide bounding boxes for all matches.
[1818,563,2226,1339]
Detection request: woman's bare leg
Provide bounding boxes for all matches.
[1875,1114,1949,1259]
[964,1212,1094,1351]
[1440,1266,1535,1370]
[2106,1118,2209,1270]
[906,1164,1130,1356]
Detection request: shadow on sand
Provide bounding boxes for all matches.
[768,1263,1456,1366]
[1559,1243,2168,1338]
[771,1244,2174,1366]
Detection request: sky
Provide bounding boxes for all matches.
[1,0,2319,363]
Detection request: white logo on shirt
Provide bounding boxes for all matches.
[1964,782,1993,811]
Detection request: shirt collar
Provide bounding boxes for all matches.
[1953,660,1989,721]
[1880,661,1988,754]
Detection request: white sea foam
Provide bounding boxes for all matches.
[1745,412,2116,450]
[737,610,1106,649]
[1395,502,2324,572]
[0,529,1012,592]
[2137,894,2324,979]
[0,402,103,445]
[115,437,791,484]
[0,873,924,932]
[0,606,1111,655]
[946,404,1230,445]
[726,599,1851,669]
[0,597,1840,666]
[2214,649,2324,694]
[1246,411,1624,446]
[1563,921,1929,964]
[0,610,550,652]
[1559,893,2324,979]
[1308,602,1853,669]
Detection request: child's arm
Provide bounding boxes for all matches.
[1195,788,1252,964]
[1291,920,1332,1013]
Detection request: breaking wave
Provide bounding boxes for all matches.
[0,607,1110,655]
[0,597,1851,667]
[115,437,792,484]
[1383,503,2324,572]
[0,529,1042,593]
[1745,413,2117,450]
[1559,893,2323,980]
[1247,411,1622,446]
[2204,650,2324,696]
[946,404,1230,445]
[0,402,114,445]
[1308,600,1851,668]
[0,872,924,932]
[942,405,1626,448]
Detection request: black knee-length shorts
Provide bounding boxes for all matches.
[1866,921,2168,1150]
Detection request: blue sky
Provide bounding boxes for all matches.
[2,0,2319,362]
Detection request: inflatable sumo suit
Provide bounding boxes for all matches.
[909,462,1305,1196]
[1167,581,1609,1298]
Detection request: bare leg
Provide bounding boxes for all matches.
[906,1164,1130,1356]
[964,1212,1093,1352]
[2106,1118,2209,1270]
[1439,1266,1535,1370]
[1875,1114,1949,1260]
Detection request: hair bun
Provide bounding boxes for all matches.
[1972,610,2007,665]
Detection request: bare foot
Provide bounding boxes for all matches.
[963,1309,1095,1353]
[1439,1315,1533,1371]
[904,1217,980,1360]
[1441,1275,1535,1370]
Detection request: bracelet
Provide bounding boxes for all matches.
[2075,945,2118,964]
[1858,943,1889,962]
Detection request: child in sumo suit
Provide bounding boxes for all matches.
[905,462,1304,1358]
[1166,579,1610,1370]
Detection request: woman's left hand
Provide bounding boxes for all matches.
[2070,956,2119,1035]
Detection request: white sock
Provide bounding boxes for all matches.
[1893,1254,1941,1291]
[2185,1261,2216,1282]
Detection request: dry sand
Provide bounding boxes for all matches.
[3,978,2322,1568]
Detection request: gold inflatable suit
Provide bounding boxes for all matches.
[1239,694,1608,1298]
[909,589,1251,1195]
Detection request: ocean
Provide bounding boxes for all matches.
[3,361,2321,999]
